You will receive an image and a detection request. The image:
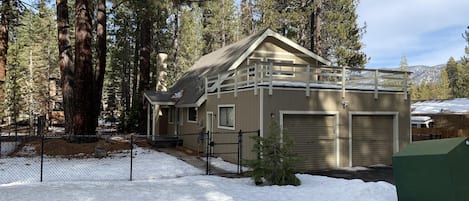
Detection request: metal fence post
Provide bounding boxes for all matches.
[238,130,243,174]
[130,135,133,181]
[205,131,210,175]
[0,133,2,159]
[40,135,44,182]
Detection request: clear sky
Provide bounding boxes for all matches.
[357,0,469,68]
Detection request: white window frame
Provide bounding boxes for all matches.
[266,58,296,77]
[187,107,198,123]
[218,104,235,130]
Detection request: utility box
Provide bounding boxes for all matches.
[393,137,469,201]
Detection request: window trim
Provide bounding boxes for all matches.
[217,104,235,130]
[187,107,198,123]
[265,58,296,77]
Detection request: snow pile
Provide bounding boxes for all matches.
[0,147,397,201]
[412,98,469,114]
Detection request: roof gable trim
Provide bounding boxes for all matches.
[227,29,331,71]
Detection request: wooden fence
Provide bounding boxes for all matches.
[412,128,469,141]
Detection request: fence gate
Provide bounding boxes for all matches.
[205,130,259,175]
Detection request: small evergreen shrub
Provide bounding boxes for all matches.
[246,120,301,186]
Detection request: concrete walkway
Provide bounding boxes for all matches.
[157,147,244,177]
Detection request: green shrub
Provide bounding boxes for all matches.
[246,120,301,186]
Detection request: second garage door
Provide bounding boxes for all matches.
[351,115,394,167]
[283,113,337,171]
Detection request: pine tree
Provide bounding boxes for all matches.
[254,0,367,68]
[438,69,451,99]
[445,57,458,97]
[175,5,204,77]
[240,0,254,36]
[202,0,237,54]
[246,120,301,186]
[0,0,10,100]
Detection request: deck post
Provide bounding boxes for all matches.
[234,69,238,97]
[269,62,273,95]
[217,73,221,99]
[374,69,379,99]
[342,66,346,98]
[306,65,311,97]
[254,64,258,95]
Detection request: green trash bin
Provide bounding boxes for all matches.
[393,137,469,201]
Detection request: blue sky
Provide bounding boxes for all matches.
[357,0,469,68]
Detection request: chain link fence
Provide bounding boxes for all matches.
[1,130,259,184]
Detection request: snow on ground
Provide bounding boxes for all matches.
[0,147,397,201]
[412,98,469,114]
[204,157,250,173]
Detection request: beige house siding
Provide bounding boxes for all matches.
[263,88,411,167]
[205,90,260,162]
[178,104,206,151]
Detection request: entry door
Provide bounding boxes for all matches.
[159,108,169,135]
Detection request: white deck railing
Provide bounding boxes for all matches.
[205,62,411,100]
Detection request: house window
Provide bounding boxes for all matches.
[218,105,235,130]
[168,107,174,124]
[266,58,295,77]
[188,107,197,123]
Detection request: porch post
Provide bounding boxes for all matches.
[147,103,151,139]
[152,105,160,141]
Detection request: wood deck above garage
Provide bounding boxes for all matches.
[205,62,411,100]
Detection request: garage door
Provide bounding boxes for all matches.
[351,115,394,167]
[283,114,337,170]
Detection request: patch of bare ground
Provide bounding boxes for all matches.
[10,136,140,158]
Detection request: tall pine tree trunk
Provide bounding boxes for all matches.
[73,0,95,140]
[138,7,152,133]
[311,0,322,56]
[93,0,106,129]
[0,0,10,100]
[56,0,74,135]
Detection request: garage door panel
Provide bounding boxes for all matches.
[352,115,394,167]
[283,114,337,170]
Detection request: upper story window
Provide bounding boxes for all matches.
[266,58,295,77]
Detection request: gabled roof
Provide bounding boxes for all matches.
[144,28,330,107]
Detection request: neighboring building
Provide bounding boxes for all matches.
[412,98,469,139]
[144,29,411,171]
